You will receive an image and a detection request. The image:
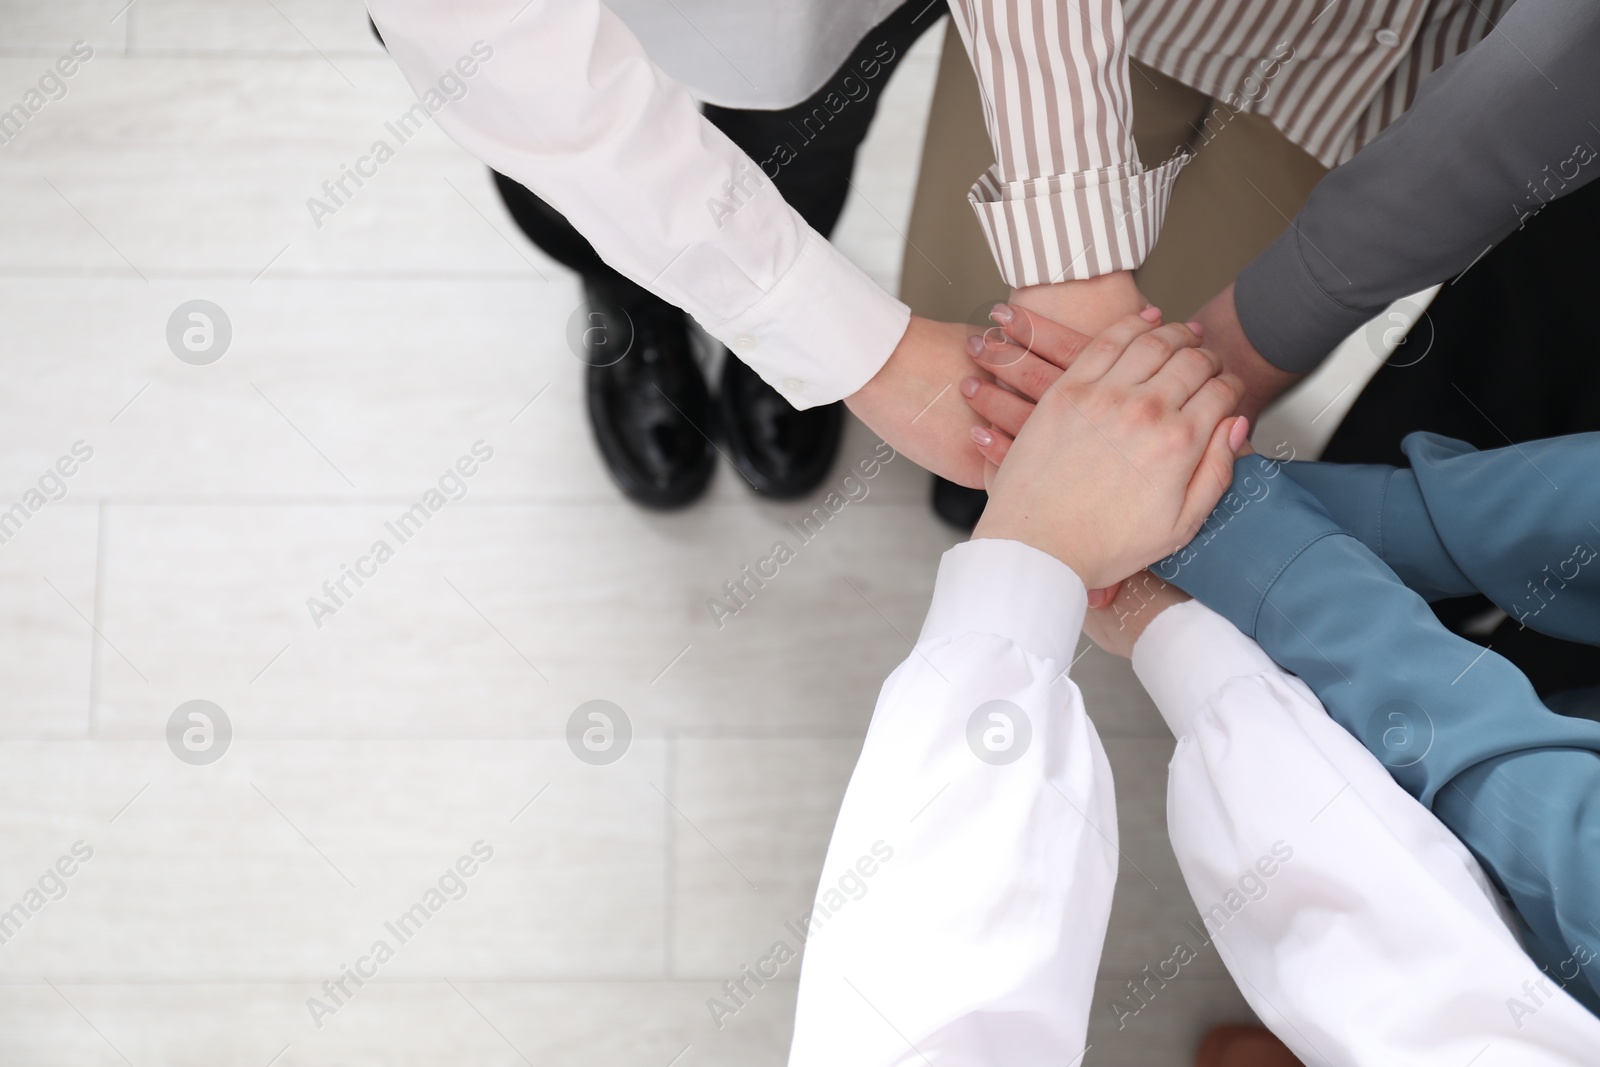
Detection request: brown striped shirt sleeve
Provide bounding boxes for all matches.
[947,0,1189,287]
[947,0,1505,289]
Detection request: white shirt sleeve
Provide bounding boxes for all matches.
[1133,600,1600,1066]
[367,0,911,409]
[787,537,1115,1067]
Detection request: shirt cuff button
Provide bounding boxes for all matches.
[781,377,806,394]
[1375,27,1401,47]
[733,333,758,351]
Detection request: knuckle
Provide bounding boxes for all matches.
[1021,364,1053,397]
[1086,337,1122,364]
[985,342,1023,369]
[1153,324,1191,350]
[1201,376,1237,407]
[1132,333,1171,359]
[1177,347,1213,376]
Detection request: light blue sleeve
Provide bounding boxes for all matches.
[1277,432,1600,646]
[1157,453,1600,1010]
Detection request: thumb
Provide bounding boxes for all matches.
[1087,581,1122,610]
[1174,416,1244,546]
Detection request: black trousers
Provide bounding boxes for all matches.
[492,0,944,305]
[1324,177,1600,697]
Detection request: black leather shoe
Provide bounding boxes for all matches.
[932,476,987,531]
[718,355,843,499]
[583,280,716,509]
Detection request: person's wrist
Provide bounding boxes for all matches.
[1194,284,1300,422]
[972,505,1101,588]
[1009,271,1145,337]
[1082,571,1190,659]
[1113,574,1189,643]
[845,314,988,489]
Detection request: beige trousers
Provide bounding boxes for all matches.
[899,28,1330,324]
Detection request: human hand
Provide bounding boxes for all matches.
[955,271,1149,449]
[1081,570,1191,659]
[845,315,991,489]
[962,286,1303,435]
[1192,284,1302,422]
[960,302,1182,466]
[961,305,1194,604]
[960,303,1129,452]
[841,280,1155,491]
[970,314,1247,590]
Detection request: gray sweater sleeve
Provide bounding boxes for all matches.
[1233,0,1600,374]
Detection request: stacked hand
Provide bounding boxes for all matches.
[968,309,1248,594]
[842,272,1153,492]
[844,315,992,490]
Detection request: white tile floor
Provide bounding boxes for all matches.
[0,5,1269,1064]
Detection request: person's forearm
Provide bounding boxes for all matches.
[947,1,1186,288]
[368,0,907,408]
[1009,271,1145,337]
[1156,458,1600,1007]
[1274,456,1476,603]
[1156,455,1600,806]
[1132,601,1600,1064]
[1283,432,1600,643]
[1193,283,1302,421]
[1233,0,1600,373]
[788,539,1114,1066]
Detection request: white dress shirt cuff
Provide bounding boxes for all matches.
[919,539,1088,663]
[1131,599,1280,736]
[968,154,1189,288]
[708,229,911,409]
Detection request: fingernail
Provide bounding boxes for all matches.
[965,334,986,359]
[1139,305,1162,322]
[1186,320,1205,338]
[989,304,1013,325]
[960,376,981,398]
[970,426,994,447]
[1228,416,1250,452]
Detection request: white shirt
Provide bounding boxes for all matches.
[604,0,907,110]
[788,538,1600,1066]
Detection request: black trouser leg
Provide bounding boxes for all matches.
[489,170,645,301]
[491,0,943,294]
[702,0,944,238]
